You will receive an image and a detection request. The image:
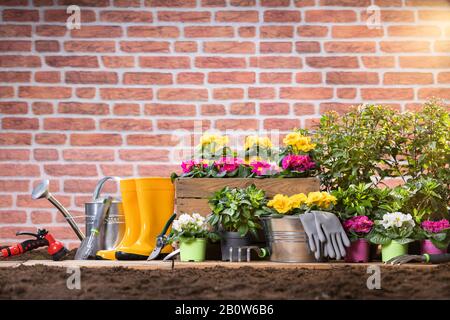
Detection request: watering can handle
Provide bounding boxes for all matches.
[93,176,121,201]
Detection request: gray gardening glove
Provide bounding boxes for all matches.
[299,212,322,260]
[312,211,351,260]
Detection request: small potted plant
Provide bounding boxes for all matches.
[342,216,374,263]
[169,213,218,262]
[419,219,450,255]
[368,212,416,262]
[207,184,266,261]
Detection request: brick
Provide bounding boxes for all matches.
[64,41,115,53]
[0,180,29,192]
[120,41,170,53]
[320,0,370,6]
[320,103,355,115]
[63,149,115,161]
[375,0,403,5]
[100,119,152,131]
[388,26,441,37]
[145,104,196,116]
[102,56,135,68]
[325,41,375,53]
[100,10,153,22]
[0,150,29,161]
[361,10,415,22]
[36,40,60,52]
[177,72,204,84]
[19,86,71,99]
[185,26,234,38]
[36,25,67,37]
[296,72,322,84]
[297,26,328,37]
[127,134,180,146]
[306,57,358,68]
[0,87,14,98]
[138,164,180,177]
[294,0,315,6]
[208,72,255,84]
[260,72,292,84]
[71,134,122,146]
[71,26,123,38]
[31,211,53,225]
[418,88,450,100]
[44,9,95,22]
[3,9,39,22]
[362,56,395,68]
[0,133,31,145]
[58,102,109,115]
[0,196,13,208]
[2,117,38,130]
[0,55,40,68]
[44,118,95,131]
[196,57,246,69]
[35,71,60,83]
[437,73,450,83]
[216,10,258,22]
[306,10,356,22]
[204,41,255,54]
[140,56,190,69]
[213,88,244,100]
[146,0,196,7]
[399,56,450,69]
[32,102,53,115]
[418,10,450,21]
[101,164,134,177]
[239,26,255,37]
[157,119,211,130]
[0,25,31,37]
[113,103,140,116]
[231,0,255,5]
[380,41,430,53]
[76,88,96,99]
[57,0,110,6]
[406,0,450,6]
[435,41,450,52]
[250,56,302,69]
[384,72,433,85]
[0,210,26,223]
[327,72,379,85]
[35,133,66,145]
[260,103,289,115]
[100,88,152,100]
[280,87,333,100]
[175,41,197,53]
[0,72,30,83]
[157,88,208,101]
[264,10,301,22]
[127,26,179,38]
[261,0,290,5]
[64,179,116,194]
[119,149,169,162]
[158,11,210,22]
[230,103,255,115]
[295,41,320,53]
[0,40,31,51]
[203,1,227,8]
[0,164,39,177]
[34,148,58,161]
[123,72,172,85]
[44,164,97,177]
[333,26,383,38]
[45,56,98,68]
[201,104,226,116]
[264,119,300,130]
[248,87,276,99]
[293,103,315,115]
[0,102,27,114]
[260,26,294,38]
[260,42,292,54]
[216,119,259,131]
[337,88,356,99]
[361,88,414,100]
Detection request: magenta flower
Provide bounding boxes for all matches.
[250,161,272,176]
[421,219,450,234]
[215,157,243,173]
[181,160,208,174]
[343,216,374,234]
[281,154,315,172]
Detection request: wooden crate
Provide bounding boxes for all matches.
[175,177,321,215]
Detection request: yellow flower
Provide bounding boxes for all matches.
[267,194,292,214]
[283,132,316,153]
[200,134,229,147]
[306,192,323,207]
[319,192,337,209]
[244,136,273,150]
[289,193,307,209]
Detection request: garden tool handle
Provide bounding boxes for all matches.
[427,253,450,264]
[159,213,176,237]
[93,176,121,201]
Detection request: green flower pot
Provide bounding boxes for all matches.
[179,238,207,262]
[381,240,408,262]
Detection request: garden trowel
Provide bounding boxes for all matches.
[147,213,176,260]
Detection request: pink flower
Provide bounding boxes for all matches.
[181,160,208,174]
[250,161,272,176]
[281,154,315,172]
[214,157,243,173]
[421,219,450,234]
[343,216,374,234]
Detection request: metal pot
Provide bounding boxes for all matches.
[85,177,125,251]
[261,215,315,263]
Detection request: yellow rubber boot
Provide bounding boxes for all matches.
[116,177,174,260]
[96,179,141,260]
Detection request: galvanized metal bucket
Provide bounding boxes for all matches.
[261,215,315,263]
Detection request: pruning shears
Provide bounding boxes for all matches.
[147,213,177,261]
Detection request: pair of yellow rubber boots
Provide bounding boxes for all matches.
[96,177,174,260]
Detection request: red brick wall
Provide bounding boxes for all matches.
[0,0,449,247]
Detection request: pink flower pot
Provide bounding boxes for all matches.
[345,239,370,263]
[420,240,447,255]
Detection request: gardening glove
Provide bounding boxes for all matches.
[299,212,322,260]
[312,211,351,260]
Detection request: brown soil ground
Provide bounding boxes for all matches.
[1,248,77,261]
[0,260,448,300]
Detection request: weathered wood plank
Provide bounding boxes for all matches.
[176,198,211,215]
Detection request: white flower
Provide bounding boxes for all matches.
[381,212,415,229]
[178,213,193,226]
[172,220,181,232]
[192,213,205,227]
